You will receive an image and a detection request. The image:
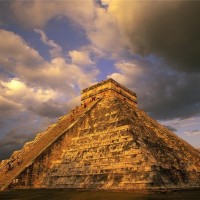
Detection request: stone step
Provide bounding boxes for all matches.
[0,99,100,191]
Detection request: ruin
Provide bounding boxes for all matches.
[0,78,200,192]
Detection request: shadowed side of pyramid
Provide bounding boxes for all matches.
[118,98,200,189]
[0,78,200,192]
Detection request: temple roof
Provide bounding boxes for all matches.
[82,78,136,97]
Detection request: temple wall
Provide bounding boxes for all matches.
[81,79,137,107]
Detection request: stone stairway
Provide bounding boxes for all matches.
[0,98,101,191]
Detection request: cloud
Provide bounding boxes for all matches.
[0,77,69,160]
[0,29,44,70]
[108,57,200,120]
[0,29,99,92]
[1,79,56,102]
[108,61,143,87]
[3,1,200,71]
[160,117,200,130]
[0,29,100,160]
[0,0,12,26]
[7,0,124,58]
[10,0,95,29]
[69,50,94,66]
[0,95,20,112]
[34,28,62,58]
[0,78,65,118]
[85,7,124,56]
[108,1,200,72]
[0,129,35,158]
[185,130,200,136]
[0,35,99,119]
[28,100,66,118]
[106,0,200,120]
[0,115,52,160]
[1,1,200,118]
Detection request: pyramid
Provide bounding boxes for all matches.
[0,78,200,192]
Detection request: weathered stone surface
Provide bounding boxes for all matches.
[0,78,200,191]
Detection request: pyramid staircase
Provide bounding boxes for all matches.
[0,78,200,191]
[0,98,101,191]
[41,96,158,190]
[36,96,199,190]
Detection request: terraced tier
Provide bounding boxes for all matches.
[0,98,101,191]
[0,78,200,192]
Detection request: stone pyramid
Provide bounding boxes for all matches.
[0,78,200,192]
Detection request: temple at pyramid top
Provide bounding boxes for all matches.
[81,78,137,107]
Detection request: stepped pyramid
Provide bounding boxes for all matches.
[0,78,200,192]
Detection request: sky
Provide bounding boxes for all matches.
[0,0,200,160]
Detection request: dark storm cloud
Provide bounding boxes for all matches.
[0,99,18,112]
[126,1,200,72]
[140,68,200,120]
[112,1,200,120]
[116,56,200,120]
[0,108,58,161]
[0,97,62,160]
[0,1,12,25]
[0,129,35,160]
[28,100,66,118]
[138,71,200,120]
